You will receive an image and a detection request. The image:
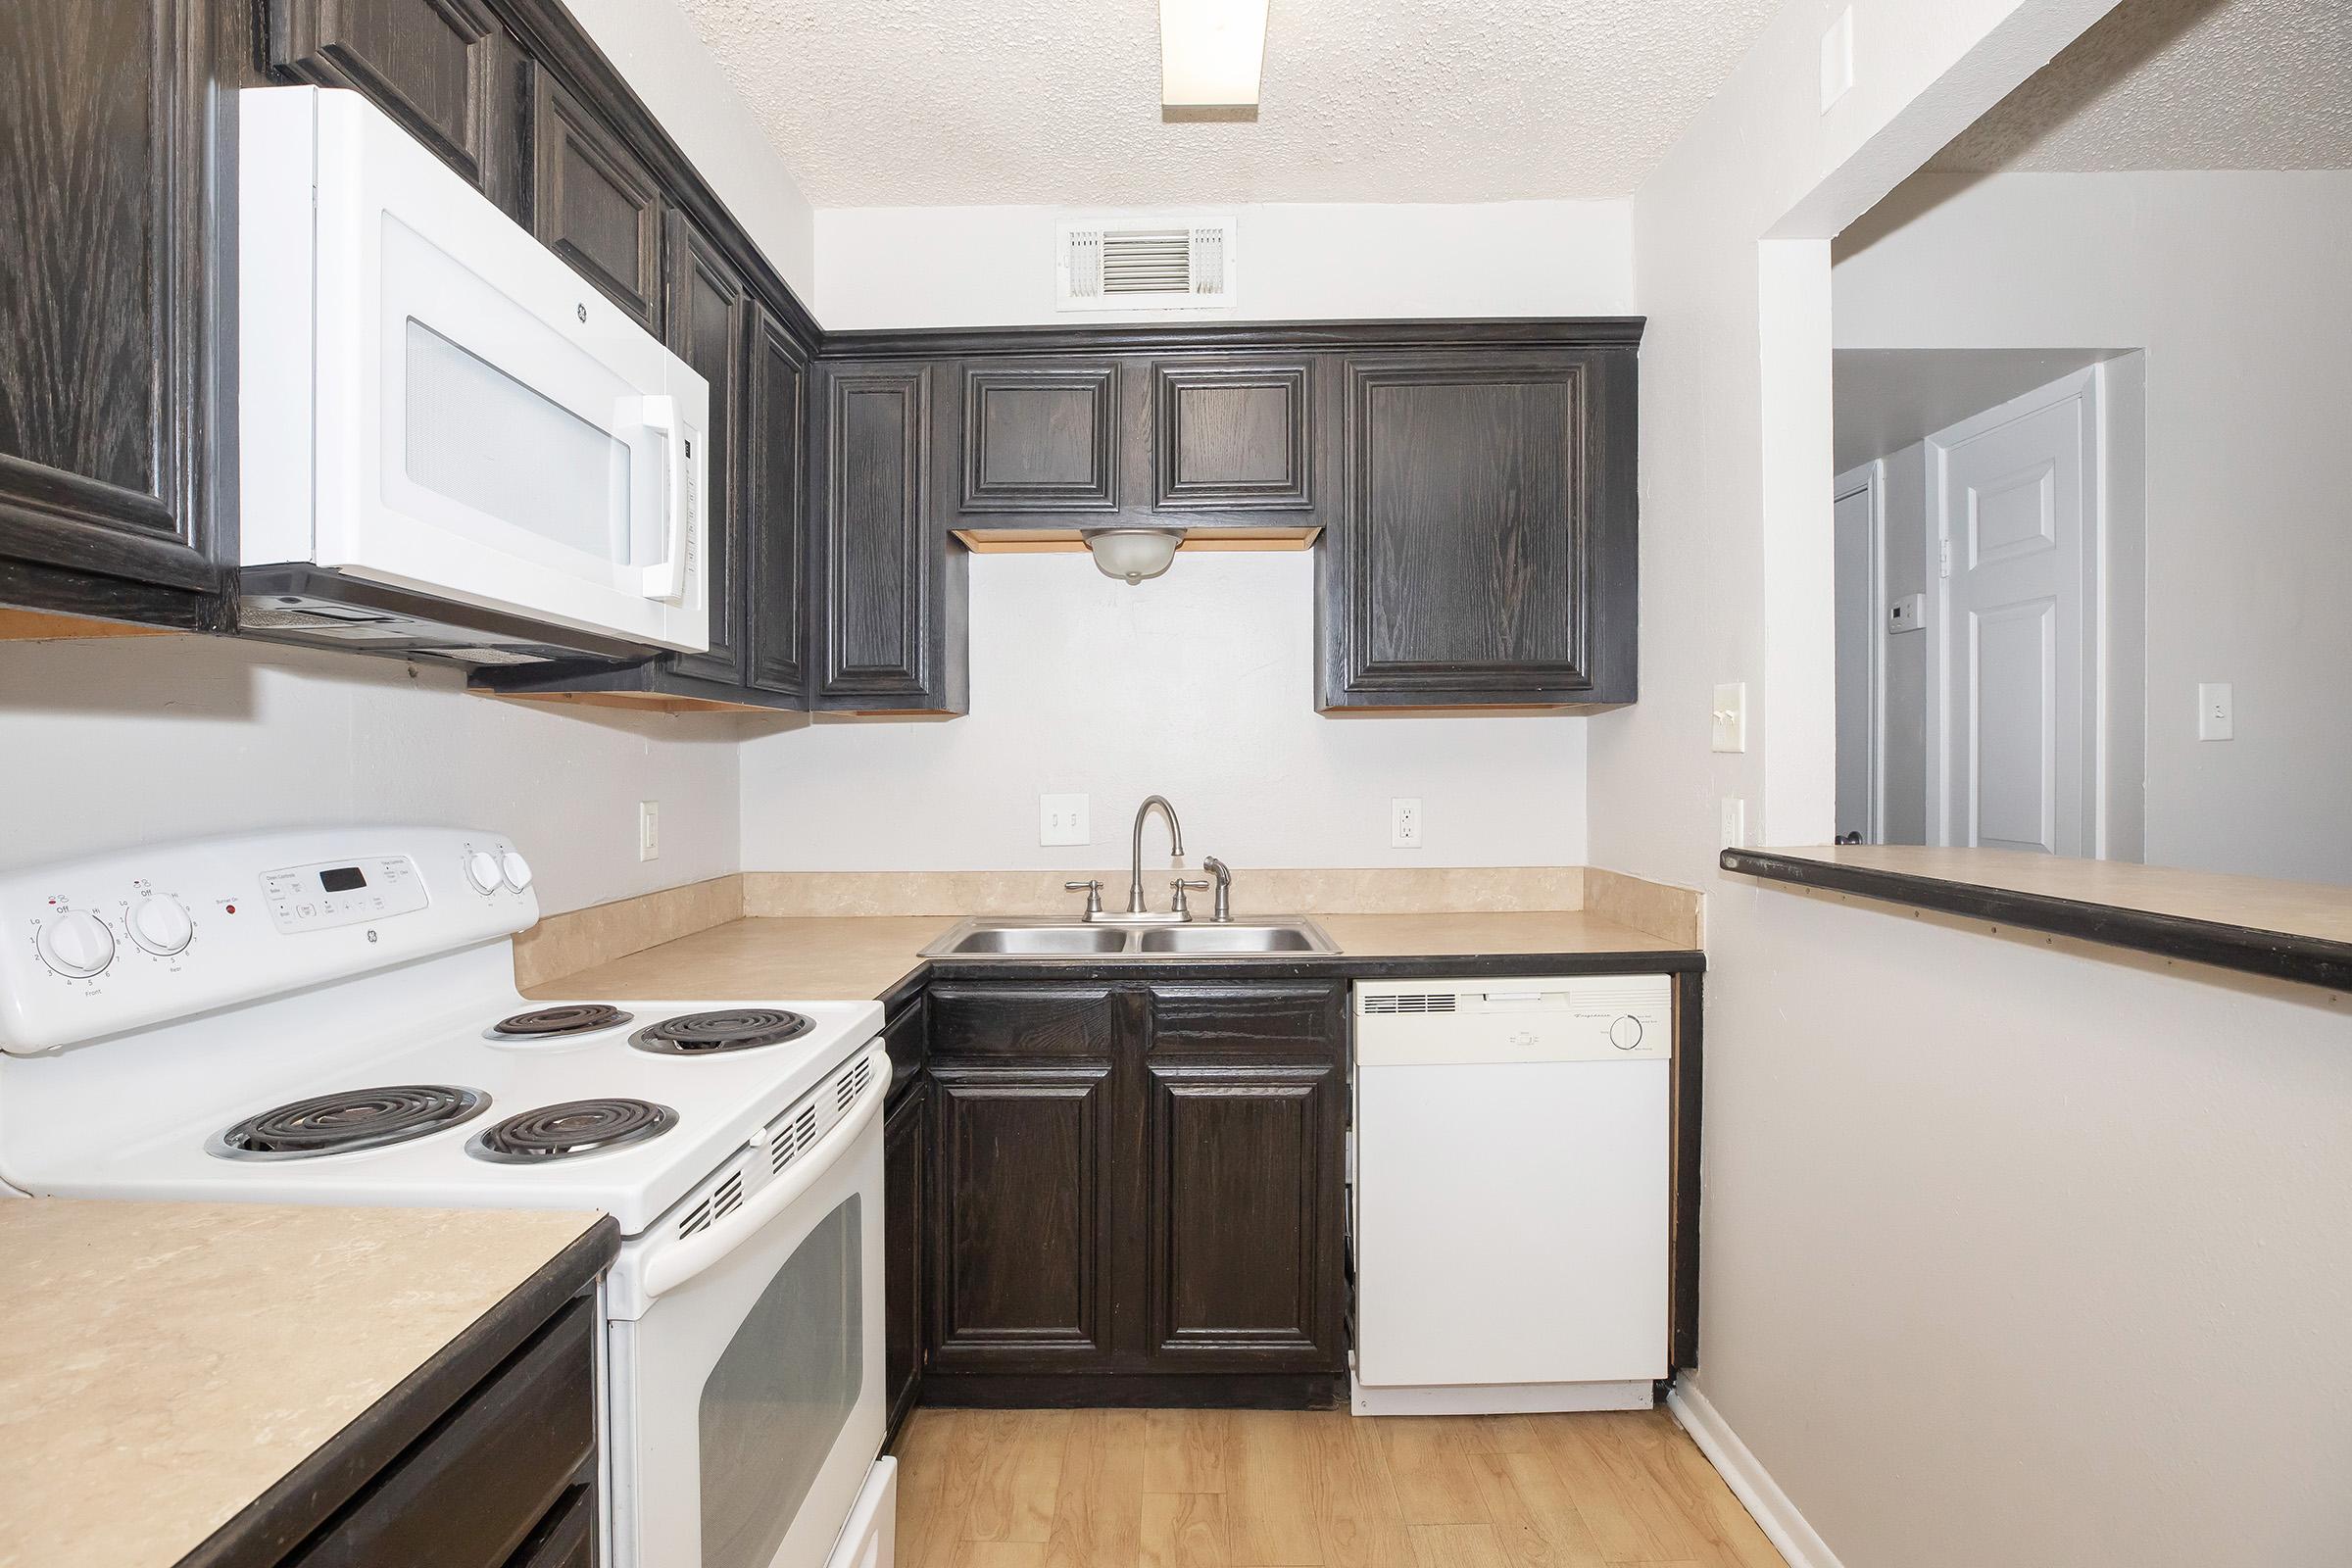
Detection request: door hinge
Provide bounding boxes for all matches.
[1937,538,1953,579]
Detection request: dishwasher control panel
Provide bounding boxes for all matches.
[1353,975,1673,1066]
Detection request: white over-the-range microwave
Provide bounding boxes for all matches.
[238,85,710,665]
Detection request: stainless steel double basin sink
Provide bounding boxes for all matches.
[919,916,1340,959]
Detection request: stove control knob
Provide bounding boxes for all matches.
[463,851,503,895]
[38,909,117,978]
[127,894,193,956]
[1608,1015,1644,1052]
[499,850,533,893]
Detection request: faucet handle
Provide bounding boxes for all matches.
[1064,879,1104,917]
[1169,876,1211,917]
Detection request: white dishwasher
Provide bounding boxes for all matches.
[1350,974,1672,1415]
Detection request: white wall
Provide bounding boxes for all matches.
[557,0,818,300]
[740,550,1587,871]
[815,200,1634,328]
[1597,0,2352,1563]
[1833,171,2352,885]
[0,638,741,915]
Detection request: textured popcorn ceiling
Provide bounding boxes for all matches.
[670,0,1784,206]
[1931,0,2352,172]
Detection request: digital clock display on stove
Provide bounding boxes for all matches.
[317,866,367,893]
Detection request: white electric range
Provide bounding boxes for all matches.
[0,825,897,1568]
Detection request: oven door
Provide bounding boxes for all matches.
[607,1049,891,1568]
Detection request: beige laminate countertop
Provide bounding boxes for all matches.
[0,1200,607,1568]
[529,908,1690,1004]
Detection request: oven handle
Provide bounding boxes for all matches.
[637,1045,891,1301]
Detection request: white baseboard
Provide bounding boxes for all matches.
[1666,1383,1848,1568]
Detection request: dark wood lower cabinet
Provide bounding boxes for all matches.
[286,1298,597,1567]
[918,978,1346,1406]
[182,1221,616,1568]
[883,1078,928,1443]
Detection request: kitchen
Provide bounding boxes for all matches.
[1,3,2345,1568]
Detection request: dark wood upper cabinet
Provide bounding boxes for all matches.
[662,212,750,686]
[745,306,808,698]
[530,71,663,333]
[1321,347,1637,710]
[0,0,228,629]
[956,362,1121,516]
[809,361,967,713]
[1152,359,1316,516]
[268,0,525,219]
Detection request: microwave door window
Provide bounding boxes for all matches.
[403,318,632,562]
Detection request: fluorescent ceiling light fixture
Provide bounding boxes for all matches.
[1085,528,1184,585]
[1160,0,1268,109]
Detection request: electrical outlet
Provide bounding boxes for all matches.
[638,801,660,861]
[1039,793,1091,847]
[1720,797,1747,850]
[2197,683,2233,742]
[1711,683,1747,754]
[1392,797,1423,849]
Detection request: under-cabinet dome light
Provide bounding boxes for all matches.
[1084,528,1185,585]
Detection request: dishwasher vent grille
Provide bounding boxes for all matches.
[1360,993,1458,1015]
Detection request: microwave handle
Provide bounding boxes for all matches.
[636,394,693,604]
[635,1045,890,1301]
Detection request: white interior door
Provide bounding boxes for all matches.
[1834,463,1884,842]
[1931,370,2100,856]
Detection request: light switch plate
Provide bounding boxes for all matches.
[1392,797,1423,849]
[637,801,660,861]
[2197,683,2233,742]
[1039,793,1091,846]
[1720,797,1747,851]
[1711,683,1748,754]
[1820,7,1855,110]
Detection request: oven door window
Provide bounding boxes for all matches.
[698,1194,864,1568]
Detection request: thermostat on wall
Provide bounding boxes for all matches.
[1888,593,1927,634]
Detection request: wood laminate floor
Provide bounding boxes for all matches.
[891,1407,1788,1568]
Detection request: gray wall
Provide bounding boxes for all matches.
[1836,170,2352,885]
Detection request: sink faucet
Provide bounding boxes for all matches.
[1127,795,1185,916]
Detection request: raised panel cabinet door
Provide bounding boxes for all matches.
[269,0,524,216]
[1152,360,1314,514]
[810,361,967,712]
[0,0,223,620]
[1143,1060,1345,1371]
[662,212,750,685]
[530,72,663,332]
[745,307,808,697]
[957,362,1120,515]
[883,1082,926,1436]
[927,1064,1118,1371]
[1323,349,1637,709]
